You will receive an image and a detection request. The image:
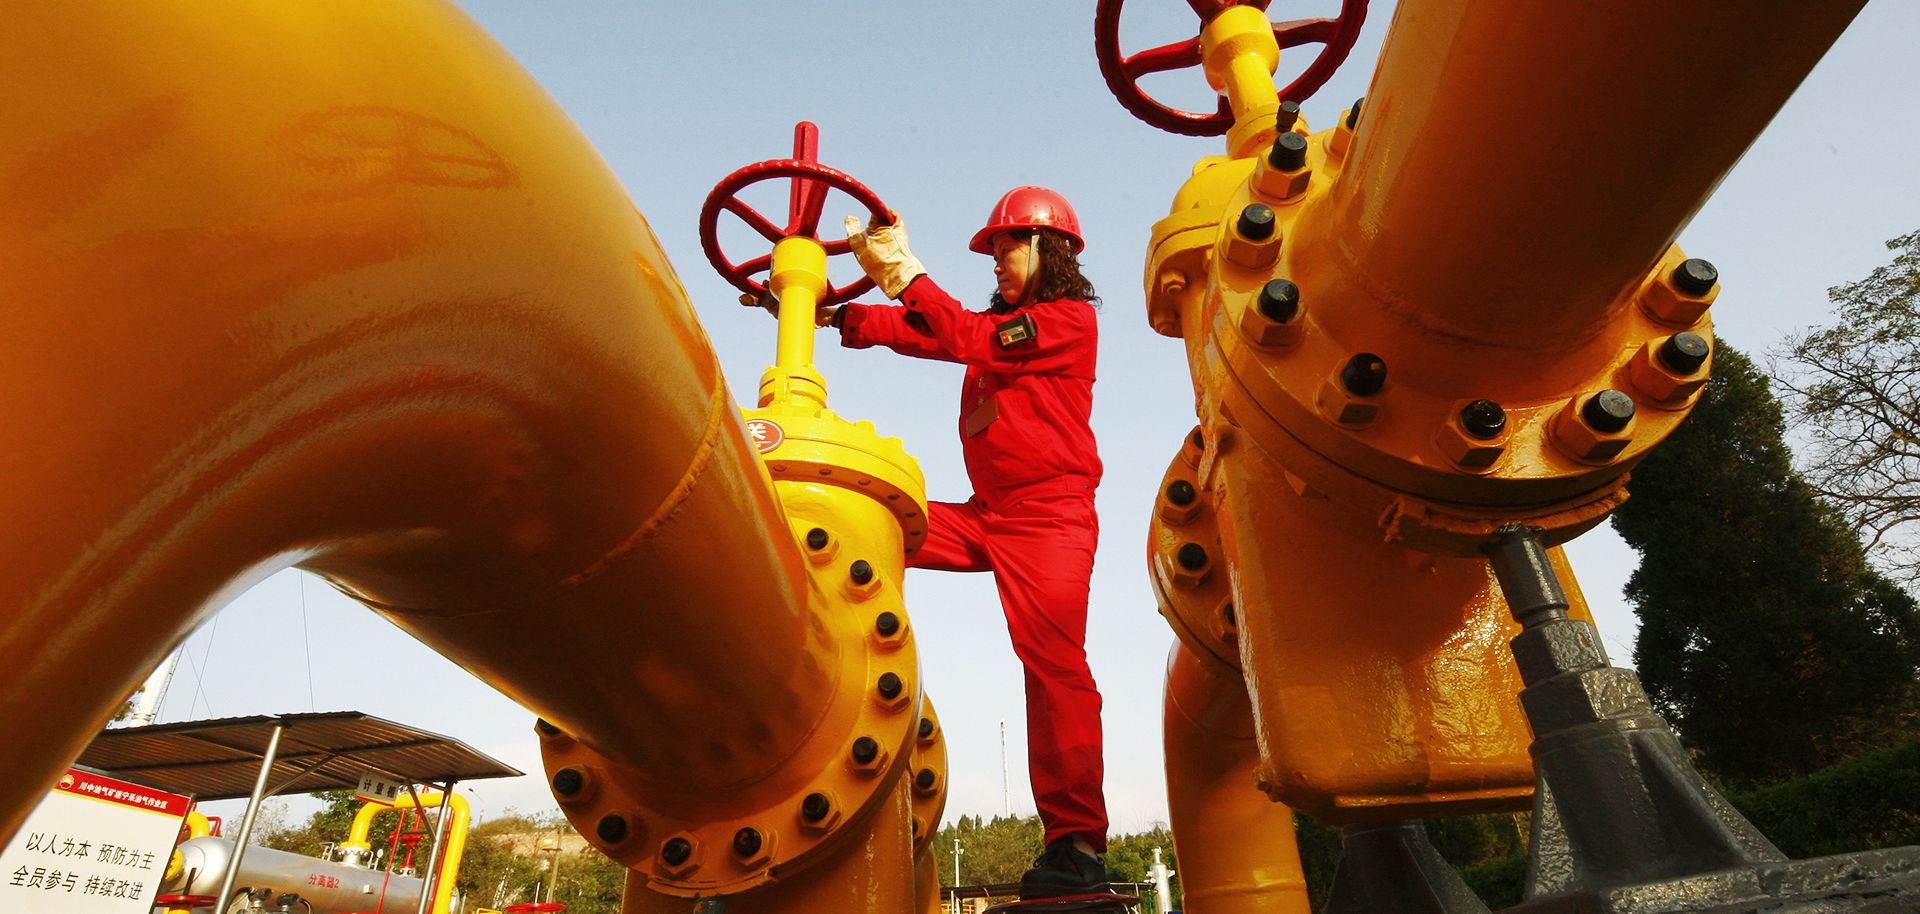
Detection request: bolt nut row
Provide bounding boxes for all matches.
[803,526,838,564]
[1329,96,1363,158]
[1171,542,1213,588]
[1224,203,1281,269]
[1433,399,1511,471]
[1638,257,1719,326]
[1317,354,1388,427]
[1238,278,1303,348]
[1256,132,1312,200]
[1629,331,1711,404]
[1551,388,1639,463]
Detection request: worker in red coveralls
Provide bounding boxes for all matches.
[750,187,1109,898]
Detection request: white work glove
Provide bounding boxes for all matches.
[845,214,927,299]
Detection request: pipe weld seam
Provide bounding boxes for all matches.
[560,361,731,589]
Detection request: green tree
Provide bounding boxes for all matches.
[550,847,627,914]
[457,815,549,910]
[1611,343,1920,783]
[1102,822,1176,887]
[1776,229,1920,582]
[930,814,1046,888]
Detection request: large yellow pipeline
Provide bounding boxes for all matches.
[0,6,882,900]
[1299,0,1868,392]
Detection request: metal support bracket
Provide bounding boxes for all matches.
[1487,525,1920,913]
[1323,821,1491,914]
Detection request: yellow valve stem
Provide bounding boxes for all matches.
[1201,5,1282,129]
[771,235,829,373]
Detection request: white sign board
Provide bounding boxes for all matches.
[351,771,403,806]
[0,769,190,913]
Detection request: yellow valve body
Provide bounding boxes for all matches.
[1142,0,1865,840]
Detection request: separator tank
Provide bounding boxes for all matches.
[163,837,426,913]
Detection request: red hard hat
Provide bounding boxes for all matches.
[969,186,1084,255]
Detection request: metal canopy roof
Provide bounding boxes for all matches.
[78,712,523,801]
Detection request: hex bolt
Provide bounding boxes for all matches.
[661,836,692,866]
[801,792,832,822]
[1582,390,1637,433]
[916,768,937,790]
[597,814,629,845]
[1341,353,1388,396]
[805,527,829,550]
[1177,543,1209,571]
[1268,131,1309,171]
[877,672,903,700]
[1460,399,1507,439]
[1345,97,1364,129]
[851,736,879,765]
[1165,479,1197,507]
[551,768,585,798]
[1658,332,1711,373]
[732,828,763,859]
[918,717,935,739]
[1673,258,1718,296]
[1275,100,1301,132]
[849,560,874,585]
[535,719,559,737]
[1257,279,1300,323]
[1236,204,1276,241]
[875,612,901,637]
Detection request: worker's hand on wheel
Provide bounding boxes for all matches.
[845,213,926,299]
[739,289,779,318]
[740,289,840,328]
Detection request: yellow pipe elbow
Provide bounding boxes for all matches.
[340,793,470,914]
[1,0,820,846]
[1163,643,1310,914]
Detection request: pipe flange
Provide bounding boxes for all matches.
[539,542,921,896]
[1207,235,1712,555]
[1149,437,1239,678]
[907,698,948,856]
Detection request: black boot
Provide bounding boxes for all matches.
[1019,838,1111,899]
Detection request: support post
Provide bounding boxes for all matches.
[215,722,284,910]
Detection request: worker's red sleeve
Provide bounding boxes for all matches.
[836,301,962,364]
[894,276,1095,373]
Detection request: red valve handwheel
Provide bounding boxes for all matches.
[1095,0,1368,137]
[700,121,893,307]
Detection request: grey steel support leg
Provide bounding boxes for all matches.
[1323,821,1492,914]
[1487,525,1920,913]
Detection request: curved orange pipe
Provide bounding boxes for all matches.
[0,1,823,840]
[1163,643,1310,914]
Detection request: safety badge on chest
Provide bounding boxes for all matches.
[996,313,1037,348]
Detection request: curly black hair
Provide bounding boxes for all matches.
[988,228,1100,312]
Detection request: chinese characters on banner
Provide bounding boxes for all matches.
[0,770,190,913]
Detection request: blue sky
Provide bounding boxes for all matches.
[175,2,1920,836]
